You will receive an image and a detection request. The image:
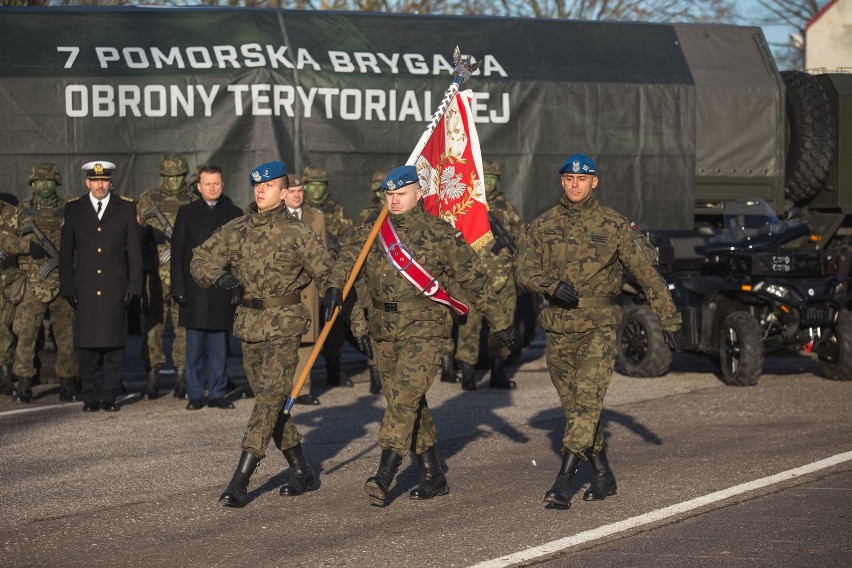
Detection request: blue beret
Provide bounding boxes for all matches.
[248,161,287,186]
[381,165,419,191]
[559,154,597,175]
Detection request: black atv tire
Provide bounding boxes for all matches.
[617,305,672,377]
[819,309,852,381]
[827,235,852,280]
[719,311,764,387]
[781,70,835,204]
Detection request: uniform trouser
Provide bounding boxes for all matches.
[0,295,16,367]
[374,337,442,456]
[455,278,517,366]
[142,272,186,369]
[321,317,345,359]
[12,290,77,379]
[294,344,314,395]
[240,335,302,459]
[77,347,124,404]
[545,326,617,458]
[185,329,228,401]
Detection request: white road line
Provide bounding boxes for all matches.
[469,451,852,568]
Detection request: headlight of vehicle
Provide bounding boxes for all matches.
[756,282,802,303]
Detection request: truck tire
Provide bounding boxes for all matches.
[781,70,835,204]
[819,309,852,381]
[719,311,764,386]
[617,305,672,377]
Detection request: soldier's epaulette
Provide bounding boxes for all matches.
[66,195,81,203]
[119,195,135,203]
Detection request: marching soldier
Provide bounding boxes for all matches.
[455,159,525,391]
[137,153,198,400]
[191,160,342,508]
[514,153,684,509]
[354,169,388,395]
[0,194,19,397]
[334,165,521,506]
[59,160,143,412]
[2,163,78,403]
[302,166,353,387]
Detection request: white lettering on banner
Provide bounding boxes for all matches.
[63,84,509,122]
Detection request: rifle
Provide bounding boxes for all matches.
[143,206,174,264]
[19,220,60,277]
[488,211,517,255]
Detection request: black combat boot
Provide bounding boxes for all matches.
[439,353,456,383]
[325,355,353,387]
[364,449,403,505]
[219,450,261,508]
[173,367,188,399]
[409,446,449,500]
[369,365,382,395]
[59,376,80,402]
[279,444,318,496]
[583,447,617,501]
[460,362,476,391]
[0,365,13,396]
[143,366,159,400]
[12,376,32,404]
[488,357,516,389]
[543,453,582,508]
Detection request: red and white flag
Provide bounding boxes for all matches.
[416,89,493,251]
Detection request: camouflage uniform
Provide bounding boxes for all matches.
[190,203,336,459]
[0,199,20,395]
[454,160,525,389]
[4,164,78,403]
[514,192,680,458]
[137,154,197,396]
[302,166,354,385]
[337,201,512,457]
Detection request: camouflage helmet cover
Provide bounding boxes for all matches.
[28,162,62,186]
[159,153,189,176]
[302,166,328,183]
[482,159,501,177]
[371,169,389,191]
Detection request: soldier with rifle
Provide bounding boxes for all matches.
[454,159,525,390]
[137,153,197,400]
[2,163,78,403]
[0,194,20,397]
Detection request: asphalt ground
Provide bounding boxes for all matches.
[1,331,850,568]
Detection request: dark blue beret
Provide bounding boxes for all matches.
[249,161,287,186]
[381,165,419,191]
[559,154,597,175]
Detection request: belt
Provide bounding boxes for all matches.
[372,297,436,313]
[240,294,301,309]
[553,296,615,309]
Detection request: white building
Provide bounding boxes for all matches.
[806,0,852,72]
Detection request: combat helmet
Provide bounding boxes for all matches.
[483,159,501,178]
[159,153,189,176]
[28,162,62,186]
[371,169,389,193]
[302,166,329,183]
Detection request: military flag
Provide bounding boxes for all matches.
[416,89,493,251]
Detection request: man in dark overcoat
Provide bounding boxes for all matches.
[59,160,143,412]
[170,165,242,410]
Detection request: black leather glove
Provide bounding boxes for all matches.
[229,286,244,307]
[173,294,188,307]
[663,329,685,352]
[65,296,78,310]
[321,287,343,323]
[356,335,374,360]
[214,272,241,291]
[28,241,46,260]
[552,281,580,309]
[493,326,522,353]
[124,293,137,307]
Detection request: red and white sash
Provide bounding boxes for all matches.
[378,217,469,317]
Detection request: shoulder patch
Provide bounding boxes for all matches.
[454,230,464,241]
[120,195,135,203]
[630,221,638,231]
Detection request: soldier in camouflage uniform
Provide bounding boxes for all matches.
[137,153,198,400]
[191,161,342,508]
[354,169,388,395]
[0,195,21,396]
[514,153,684,509]
[334,165,521,506]
[302,166,354,387]
[2,164,78,403]
[455,159,525,391]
